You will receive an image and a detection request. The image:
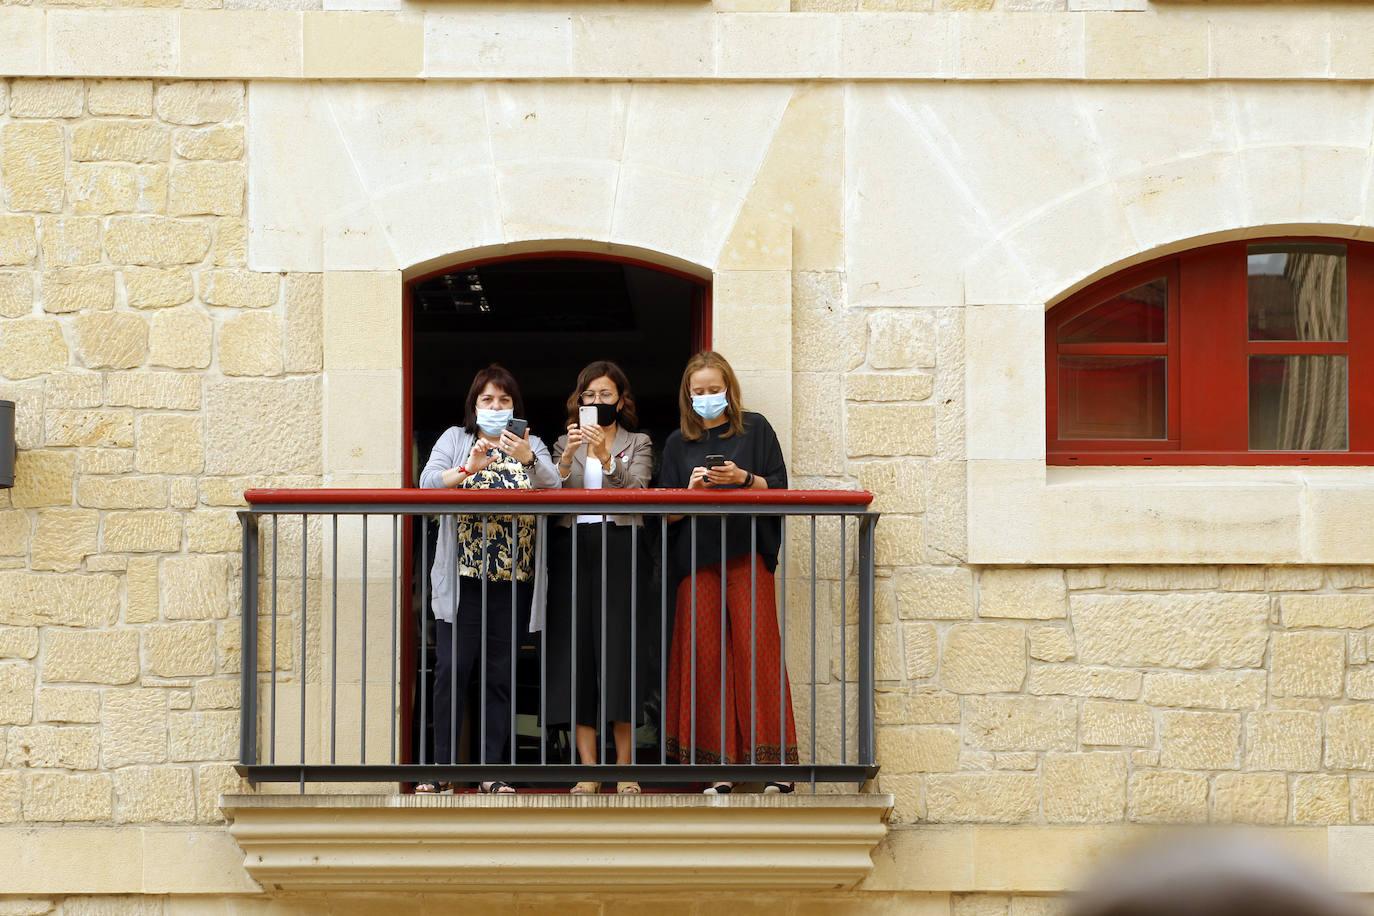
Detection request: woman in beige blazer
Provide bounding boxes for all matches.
[546,360,654,794]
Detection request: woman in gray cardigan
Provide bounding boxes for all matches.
[546,360,654,794]
[417,363,559,794]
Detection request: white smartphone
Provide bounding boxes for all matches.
[578,405,598,428]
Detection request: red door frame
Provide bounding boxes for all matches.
[396,250,712,764]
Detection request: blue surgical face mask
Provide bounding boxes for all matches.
[691,392,728,421]
[475,408,512,438]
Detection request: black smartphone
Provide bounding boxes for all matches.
[704,454,725,467]
[506,418,529,437]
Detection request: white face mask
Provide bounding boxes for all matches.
[475,408,512,438]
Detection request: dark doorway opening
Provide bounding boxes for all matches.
[403,252,709,777]
[408,254,708,462]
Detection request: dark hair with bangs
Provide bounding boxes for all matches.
[462,364,526,435]
[564,360,638,430]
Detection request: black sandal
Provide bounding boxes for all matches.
[703,782,733,794]
[763,782,794,794]
[414,781,449,794]
[479,780,517,794]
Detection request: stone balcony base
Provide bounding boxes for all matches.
[223,793,893,893]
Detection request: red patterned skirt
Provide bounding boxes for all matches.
[664,554,799,765]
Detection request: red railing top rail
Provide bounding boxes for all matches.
[244,488,874,508]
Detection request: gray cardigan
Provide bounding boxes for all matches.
[419,425,560,629]
[551,425,654,527]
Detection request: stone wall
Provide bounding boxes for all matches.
[873,565,1374,827]
[0,77,321,826]
[1,7,1374,902]
[3,75,1373,836]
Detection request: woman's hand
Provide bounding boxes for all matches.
[560,424,584,468]
[705,459,746,488]
[467,439,497,475]
[496,428,535,466]
[688,466,711,489]
[583,423,611,466]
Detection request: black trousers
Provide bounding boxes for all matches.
[432,575,527,766]
[545,524,657,729]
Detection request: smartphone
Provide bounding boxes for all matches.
[704,454,725,468]
[578,405,598,428]
[506,418,528,437]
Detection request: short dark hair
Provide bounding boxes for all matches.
[462,364,525,435]
[564,360,638,430]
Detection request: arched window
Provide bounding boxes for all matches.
[1047,237,1374,465]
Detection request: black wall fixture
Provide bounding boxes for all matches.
[0,400,13,488]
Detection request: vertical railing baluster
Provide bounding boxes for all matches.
[719,515,726,770]
[660,519,667,767]
[479,514,489,767]
[629,518,638,773]
[330,514,338,765]
[778,515,786,774]
[510,515,518,768]
[540,521,547,767]
[749,516,757,766]
[857,514,876,769]
[390,514,397,765]
[449,514,459,768]
[840,513,847,767]
[239,512,259,769]
[299,514,308,775]
[420,518,429,766]
[600,518,608,770]
[570,524,578,765]
[689,516,697,767]
[810,514,817,785]
[361,514,368,765]
[270,515,278,765]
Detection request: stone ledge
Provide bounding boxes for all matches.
[968,462,1374,565]
[0,9,1368,81]
[222,793,893,892]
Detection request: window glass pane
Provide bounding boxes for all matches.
[1059,278,1167,344]
[1248,355,1348,450]
[1058,356,1166,440]
[1248,244,1347,341]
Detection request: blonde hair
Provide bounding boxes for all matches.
[677,351,745,442]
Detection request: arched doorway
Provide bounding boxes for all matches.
[406,252,710,479]
[401,251,710,770]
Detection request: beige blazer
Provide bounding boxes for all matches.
[552,425,654,527]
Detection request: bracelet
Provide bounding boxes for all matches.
[743,471,755,488]
[521,456,536,468]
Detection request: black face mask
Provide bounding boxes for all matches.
[594,402,620,426]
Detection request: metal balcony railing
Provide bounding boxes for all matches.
[237,488,878,790]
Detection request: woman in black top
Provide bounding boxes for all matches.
[658,351,798,794]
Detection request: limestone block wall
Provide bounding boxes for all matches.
[873,565,1374,827]
[0,77,322,826]
[3,7,1374,904]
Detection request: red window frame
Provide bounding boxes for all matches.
[1047,237,1374,465]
